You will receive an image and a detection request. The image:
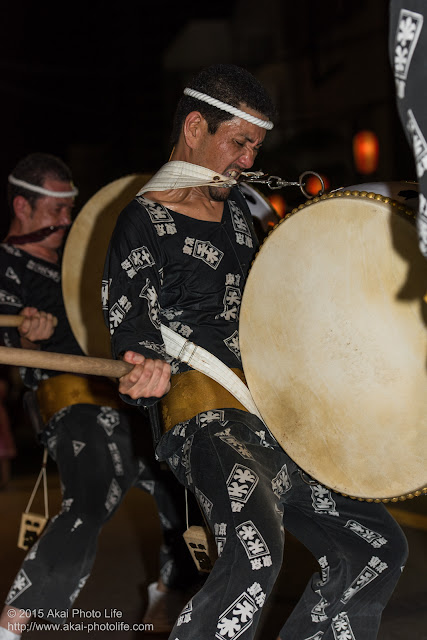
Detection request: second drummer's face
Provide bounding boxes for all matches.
[27,178,75,249]
[195,108,267,201]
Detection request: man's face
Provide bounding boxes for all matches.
[24,177,75,250]
[193,107,268,201]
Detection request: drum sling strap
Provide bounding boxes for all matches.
[160,324,265,427]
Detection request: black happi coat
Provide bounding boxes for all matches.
[0,243,84,388]
[103,186,259,387]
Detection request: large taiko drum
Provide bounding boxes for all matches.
[239,190,427,502]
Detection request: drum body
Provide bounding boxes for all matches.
[239,182,279,232]
[338,181,419,210]
[239,191,427,501]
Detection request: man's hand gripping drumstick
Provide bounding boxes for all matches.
[118,351,171,400]
[0,310,58,348]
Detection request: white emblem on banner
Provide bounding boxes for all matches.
[393,9,423,98]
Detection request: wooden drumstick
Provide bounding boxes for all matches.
[0,346,132,378]
[0,314,58,327]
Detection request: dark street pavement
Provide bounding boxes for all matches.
[1,436,426,640]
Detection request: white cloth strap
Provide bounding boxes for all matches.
[160,324,265,423]
[137,161,236,195]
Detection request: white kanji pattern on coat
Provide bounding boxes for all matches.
[176,599,193,626]
[223,330,241,360]
[195,487,213,520]
[108,442,124,476]
[121,246,155,279]
[344,520,387,548]
[226,464,258,512]
[0,289,21,308]
[271,464,292,498]
[105,478,122,513]
[311,590,329,623]
[340,556,388,605]
[181,434,194,485]
[331,612,355,640]
[229,200,254,248]
[236,521,272,571]
[216,587,259,640]
[69,575,89,604]
[139,278,161,329]
[97,407,120,436]
[214,522,227,557]
[214,428,254,459]
[310,485,339,517]
[182,237,224,269]
[6,569,32,604]
[316,555,330,587]
[72,440,86,457]
[5,266,20,284]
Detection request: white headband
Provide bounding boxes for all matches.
[8,174,78,198]
[183,88,274,130]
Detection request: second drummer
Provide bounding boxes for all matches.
[0,152,199,639]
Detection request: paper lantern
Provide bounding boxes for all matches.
[304,174,330,196]
[353,130,379,174]
[268,193,286,218]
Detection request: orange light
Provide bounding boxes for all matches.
[353,130,379,174]
[268,194,287,217]
[305,174,330,196]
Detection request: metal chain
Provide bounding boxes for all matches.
[241,170,325,198]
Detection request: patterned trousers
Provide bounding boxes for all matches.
[5,403,198,623]
[156,409,408,640]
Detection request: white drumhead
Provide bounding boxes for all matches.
[240,192,427,500]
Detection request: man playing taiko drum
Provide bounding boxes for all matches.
[103,64,408,640]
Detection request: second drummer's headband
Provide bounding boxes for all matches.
[8,174,79,198]
[183,88,274,131]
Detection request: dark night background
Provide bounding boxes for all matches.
[0,0,417,235]
[1,9,427,638]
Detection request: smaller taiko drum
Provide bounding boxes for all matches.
[62,174,151,358]
[239,182,280,232]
